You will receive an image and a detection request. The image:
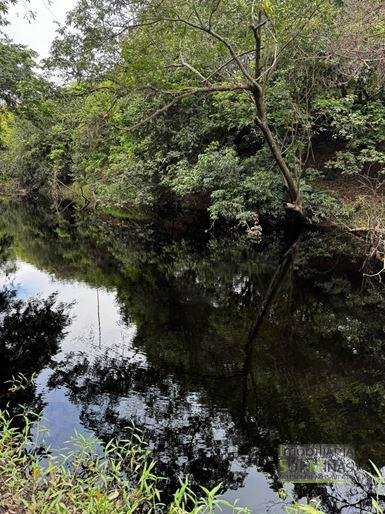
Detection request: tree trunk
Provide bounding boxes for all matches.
[256,120,301,205]
[252,86,303,217]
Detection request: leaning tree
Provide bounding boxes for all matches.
[49,0,341,218]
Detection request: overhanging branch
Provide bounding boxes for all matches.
[125,84,251,131]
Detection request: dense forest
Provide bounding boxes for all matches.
[0,0,385,237]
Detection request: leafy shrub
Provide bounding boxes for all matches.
[164,143,285,228]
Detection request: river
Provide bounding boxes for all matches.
[1,199,385,513]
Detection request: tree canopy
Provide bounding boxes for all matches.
[1,0,385,234]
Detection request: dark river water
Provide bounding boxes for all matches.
[1,199,385,513]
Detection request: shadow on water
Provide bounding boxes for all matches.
[0,199,385,512]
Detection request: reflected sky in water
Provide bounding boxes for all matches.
[1,200,385,513]
[1,259,278,513]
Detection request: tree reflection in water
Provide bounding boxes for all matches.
[0,231,70,414]
[1,200,385,512]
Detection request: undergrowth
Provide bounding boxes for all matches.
[0,408,251,514]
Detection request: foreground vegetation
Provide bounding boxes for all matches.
[0,408,253,514]
[2,405,385,514]
[0,406,320,514]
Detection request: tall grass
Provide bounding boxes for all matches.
[1,405,384,513]
[0,409,250,514]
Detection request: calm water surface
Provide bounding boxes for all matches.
[1,200,385,513]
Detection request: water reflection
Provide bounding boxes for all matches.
[0,234,70,415]
[0,200,385,513]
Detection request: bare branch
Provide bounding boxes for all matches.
[125,84,251,131]
[204,50,255,82]
[275,0,325,61]
[261,25,278,84]
[192,2,204,27]
[179,55,210,83]
[174,18,254,81]
[122,15,259,88]
[208,0,222,29]
[251,10,265,80]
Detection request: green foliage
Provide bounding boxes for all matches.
[0,0,16,27]
[300,182,348,223]
[0,40,42,106]
[1,97,77,191]
[164,143,284,226]
[13,0,335,225]
[0,408,250,514]
[316,96,385,176]
[1,0,384,229]
[0,109,12,149]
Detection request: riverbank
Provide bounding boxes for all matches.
[317,175,385,230]
[1,175,384,231]
[2,408,385,514]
